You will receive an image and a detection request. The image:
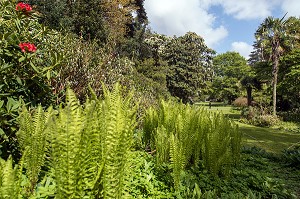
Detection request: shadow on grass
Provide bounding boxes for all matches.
[224,113,240,120]
[196,102,228,107]
[239,123,300,154]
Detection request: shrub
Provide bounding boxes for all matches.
[0,0,63,160]
[251,115,280,127]
[283,145,300,168]
[240,106,280,127]
[278,109,300,123]
[232,97,248,107]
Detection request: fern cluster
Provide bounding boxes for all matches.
[143,100,242,190]
[1,86,242,197]
[12,83,137,198]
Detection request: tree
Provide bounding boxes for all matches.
[240,73,261,106]
[278,49,300,109]
[165,32,215,103]
[27,0,75,33]
[144,33,171,66]
[28,0,142,43]
[254,15,295,115]
[212,52,251,104]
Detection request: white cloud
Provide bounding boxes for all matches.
[217,0,276,20]
[281,0,300,17]
[144,0,228,47]
[144,0,298,54]
[198,0,279,20]
[231,42,253,59]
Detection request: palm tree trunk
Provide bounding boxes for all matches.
[272,62,278,116]
[272,39,280,116]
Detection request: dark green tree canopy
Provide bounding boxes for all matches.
[213,51,250,79]
[27,0,148,42]
[165,32,215,103]
[211,52,251,103]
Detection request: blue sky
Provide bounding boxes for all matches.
[144,0,300,59]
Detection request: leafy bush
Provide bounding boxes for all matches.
[0,0,64,160]
[241,106,280,127]
[124,151,173,198]
[251,115,280,127]
[278,109,300,123]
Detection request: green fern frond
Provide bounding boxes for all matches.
[51,88,84,198]
[102,83,137,199]
[143,100,242,178]
[0,157,18,199]
[155,125,170,164]
[170,134,186,191]
[17,105,54,195]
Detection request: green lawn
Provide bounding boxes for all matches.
[196,102,300,154]
[238,122,300,153]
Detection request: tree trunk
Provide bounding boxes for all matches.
[272,39,280,116]
[246,86,252,106]
[272,61,278,116]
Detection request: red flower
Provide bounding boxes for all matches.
[19,43,37,53]
[16,2,32,13]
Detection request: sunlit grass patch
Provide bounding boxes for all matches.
[196,102,300,154]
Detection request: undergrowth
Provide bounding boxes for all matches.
[0,85,299,198]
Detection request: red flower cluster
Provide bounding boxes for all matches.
[19,43,37,53]
[16,2,32,13]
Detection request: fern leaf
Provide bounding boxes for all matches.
[102,83,137,199]
[51,88,84,198]
[0,157,17,199]
[170,134,186,191]
[17,105,53,195]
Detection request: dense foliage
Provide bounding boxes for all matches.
[165,32,215,103]
[0,0,63,159]
[211,52,252,103]
[144,100,241,180]
[250,16,300,115]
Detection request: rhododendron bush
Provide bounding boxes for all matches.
[0,0,64,159]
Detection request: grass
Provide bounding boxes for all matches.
[195,102,300,197]
[195,102,300,154]
[238,122,300,153]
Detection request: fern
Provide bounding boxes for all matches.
[0,156,24,199]
[169,134,186,191]
[143,100,242,181]
[17,105,54,195]
[50,88,84,198]
[47,83,137,198]
[155,125,170,164]
[101,83,137,199]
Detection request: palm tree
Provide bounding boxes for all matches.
[255,14,292,116]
